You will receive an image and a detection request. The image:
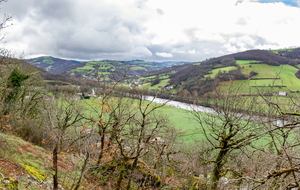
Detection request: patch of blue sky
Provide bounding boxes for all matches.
[258,0,299,7]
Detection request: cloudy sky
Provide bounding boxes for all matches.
[1,0,300,62]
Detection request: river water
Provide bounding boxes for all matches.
[142,96,215,114]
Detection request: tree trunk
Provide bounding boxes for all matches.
[211,146,229,190]
[73,152,89,190]
[97,133,106,165]
[53,144,58,190]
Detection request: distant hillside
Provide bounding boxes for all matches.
[26,56,82,74]
[25,49,300,97]
[202,49,300,66]
[168,49,300,96]
[270,48,300,59]
[27,56,187,82]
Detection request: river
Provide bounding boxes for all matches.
[142,96,215,114]
[142,95,286,127]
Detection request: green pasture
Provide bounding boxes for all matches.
[159,79,170,86]
[77,95,300,147]
[79,97,257,144]
[205,66,237,78]
[220,80,288,95]
[243,64,297,79]
[43,56,54,64]
[215,85,300,113]
[130,66,147,71]
[75,64,95,70]
[219,63,300,94]
[236,60,260,65]
[79,97,202,143]
[157,105,204,143]
[73,62,115,71]
[132,60,148,64]
[269,48,294,54]
[141,79,170,90]
[88,61,113,66]
[141,83,151,89]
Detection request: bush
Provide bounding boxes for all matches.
[216,69,247,82]
[249,71,258,78]
[220,57,236,66]
[151,77,160,86]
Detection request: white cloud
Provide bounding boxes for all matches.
[1,0,300,61]
[155,52,173,58]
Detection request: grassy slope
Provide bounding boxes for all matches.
[205,66,237,78]
[81,97,203,143]
[269,48,294,54]
[215,60,300,94]
[157,104,203,143]
[142,79,170,90]
[0,133,83,189]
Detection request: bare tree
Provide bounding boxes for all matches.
[246,94,300,189]
[84,87,178,189]
[187,86,263,189]
[0,0,12,42]
[42,99,85,190]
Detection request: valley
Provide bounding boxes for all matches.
[2,48,300,189]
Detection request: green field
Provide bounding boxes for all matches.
[43,56,54,64]
[79,95,287,147]
[236,60,260,65]
[74,62,114,71]
[130,66,147,71]
[205,66,237,78]
[269,48,294,54]
[214,61,300,94]
[157,105,204,143]
[80,97,204,143]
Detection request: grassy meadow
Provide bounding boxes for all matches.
[205,66,237,78]
[215,60,300,95]
[269,48,294,54]
[78,96,283,145]
[79,97,203,143]
[69,61,116,76]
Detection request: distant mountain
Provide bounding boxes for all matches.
[26,56,82,74]
[27,56,187,81]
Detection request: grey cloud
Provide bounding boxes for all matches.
[236,17,248,25]
[2,0,297,62]
[3,0,153,60]
[36,0,74,19]
[3,0,74,21]
[1,0,33,19]
[22,25,38,36]
[183,27,199,41]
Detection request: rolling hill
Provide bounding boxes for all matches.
[26,48,300,97]
[167,48,300,96]
[27,56,188,82]
[26,56,81,74]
